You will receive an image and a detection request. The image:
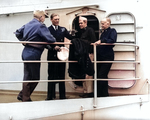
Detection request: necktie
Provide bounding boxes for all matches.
[55,26,58,30]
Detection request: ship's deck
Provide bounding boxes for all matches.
[0,90,83,103]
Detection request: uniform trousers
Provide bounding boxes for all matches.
[97,54,114,97]
[47,62,66,99]
[18,46,42,101]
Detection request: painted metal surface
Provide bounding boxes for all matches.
[0,94,149,120]
[0,0,150,119]
[107,12,137,88]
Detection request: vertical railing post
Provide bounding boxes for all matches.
[93,44,97,108]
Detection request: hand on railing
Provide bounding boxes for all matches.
[94,40,101,45]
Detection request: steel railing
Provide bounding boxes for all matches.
[0,40,140,107]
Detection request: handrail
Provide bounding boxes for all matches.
[0,41,71,45]
[0,78,141,84]
[0,40,140,107]
[0,60,140,63]
[0,40,139,48]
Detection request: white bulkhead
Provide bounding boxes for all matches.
[0,0,150,119]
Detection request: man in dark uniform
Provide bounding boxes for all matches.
[15,10,56,102]
[75,16,97,97]
[46,13,72,100]
[95,17,117,97]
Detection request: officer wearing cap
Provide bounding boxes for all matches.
[15,10,56,102]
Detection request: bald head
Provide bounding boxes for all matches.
[101,17,111,30]
[101,17,111,24]
[79,16,87,29]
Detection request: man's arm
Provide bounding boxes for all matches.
[39,25,56,43]
[89,28,97,43]
[64,28,73,40]
[15,25,25,41]
[101,29,117,43]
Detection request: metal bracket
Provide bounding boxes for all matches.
[81,105,85,120]
[81,105,85,115]
[140,97,143,107]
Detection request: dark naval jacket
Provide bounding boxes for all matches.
[47,25,72,80]
[68,38,95,79]
[97,27,117,60]
[47,25,72,60]
[75,26,97,53]
[68,26,96,81]
[15,18,56,52]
